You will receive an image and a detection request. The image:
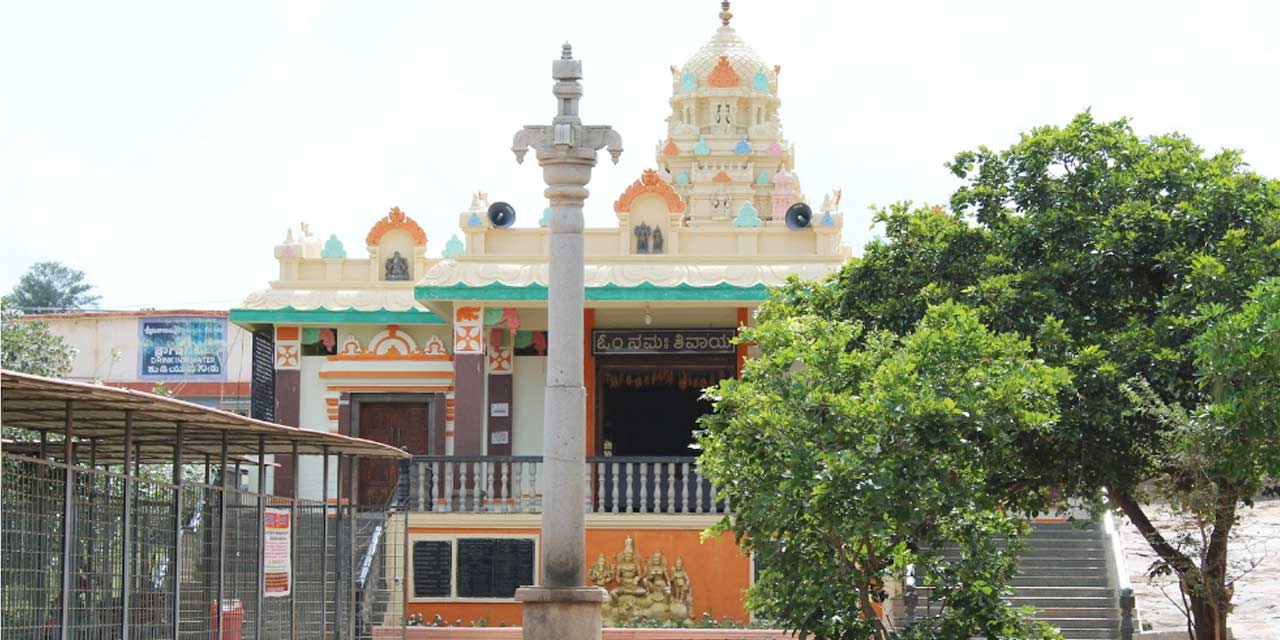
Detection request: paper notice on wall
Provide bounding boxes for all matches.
[264,508,291,597]
[490,430,510,445]
[490,402,510,417]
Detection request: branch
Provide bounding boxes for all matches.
[1112,490,1198,579]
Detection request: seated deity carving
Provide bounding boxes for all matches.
[589,553,615,588]
[599,535,693,625]
[385,250,410,281]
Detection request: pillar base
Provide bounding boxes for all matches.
[516,586,608,640]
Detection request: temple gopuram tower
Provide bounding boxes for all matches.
[659,1,803,225]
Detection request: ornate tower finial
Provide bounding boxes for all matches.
[719,1,732,26]
[561,42,573,60]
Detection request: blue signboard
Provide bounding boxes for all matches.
[138,316,228,380]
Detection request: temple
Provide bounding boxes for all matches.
[231,2,849,625]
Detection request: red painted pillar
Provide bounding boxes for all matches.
[452,306,486,455]
[273,325,301,496]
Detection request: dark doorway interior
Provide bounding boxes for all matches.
[604,384,709,456]
[356,400,431,506]
[598,357,734,457]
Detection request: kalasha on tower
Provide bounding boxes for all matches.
[232,2,850,627]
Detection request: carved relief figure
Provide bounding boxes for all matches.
[589,553,615,588]
[633,222,652,254]
[610,535,649,611]
[651,226,664,254]
[711,190,730,211]
[642,550,670,600]
[670,557,692,610]
[385,251,410,280]
[600,535,693,625]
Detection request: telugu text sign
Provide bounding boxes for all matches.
[591,329,736,355]
[137,316,227,380]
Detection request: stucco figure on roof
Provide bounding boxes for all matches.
[366,206,427,247]
[614,169,686,214]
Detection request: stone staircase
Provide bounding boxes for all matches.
[893,521,1122,639]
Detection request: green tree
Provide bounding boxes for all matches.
[698,298,1069,639]
[1,297,76,377]
[8,261,100,311]
[1123,278,1280,638]
[835,112,1280,638]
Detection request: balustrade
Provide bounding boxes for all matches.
[398,456,725,514]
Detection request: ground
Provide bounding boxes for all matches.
[1119,498,1280,639]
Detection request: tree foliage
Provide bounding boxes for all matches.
[8,261,100,311]
[1,297,76,377]
[698,297,1068,639]
[834,112,1280,638]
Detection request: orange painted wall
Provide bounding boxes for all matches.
[404,525,751,626]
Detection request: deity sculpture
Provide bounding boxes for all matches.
[670,557,692,611]
[633,222,652,254]
[600,535,694,625]
[651,226,664,254]
[385,251,410,280]
[589,553,615,588]
[610,536,649,608]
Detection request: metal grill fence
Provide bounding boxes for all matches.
[0,452,385,640]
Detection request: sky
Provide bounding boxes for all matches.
[2,0,1277,310]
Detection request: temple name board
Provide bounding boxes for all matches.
[592,329,735,355]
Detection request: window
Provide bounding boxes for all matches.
[411,536,536,600]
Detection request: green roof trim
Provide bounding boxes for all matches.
[414,282,771,302]
[229,306,444,325]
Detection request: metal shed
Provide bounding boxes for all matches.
[1,370,408,639]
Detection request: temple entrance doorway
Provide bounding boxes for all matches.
[596,354,735,457]
[351,394,443,506]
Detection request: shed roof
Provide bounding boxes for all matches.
[1,370,407,464]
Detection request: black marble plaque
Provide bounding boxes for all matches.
[456,538,535,598]
[412,540,452,598]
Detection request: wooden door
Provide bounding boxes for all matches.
[357,401,431,506]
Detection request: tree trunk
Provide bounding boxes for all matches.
[1187,488,1236,640]
[1188,592,1228,640]
[1112,487,1237,640]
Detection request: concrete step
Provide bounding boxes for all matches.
[897,595,1115,609]
[1027,521,1099,530]
[1018,566,1108,578]
[911,585,1114,598]
[1008,597,1115,608]
[938,537,1105,547]
[1019,558,1108,568]
[1049,628,1116,639]
[1034,616,1117,628]
[1013,575,1108,587]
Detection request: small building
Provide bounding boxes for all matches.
[231,5,849,626]
[22,309,254,413]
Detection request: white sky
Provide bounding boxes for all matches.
[2,0,1277,310]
